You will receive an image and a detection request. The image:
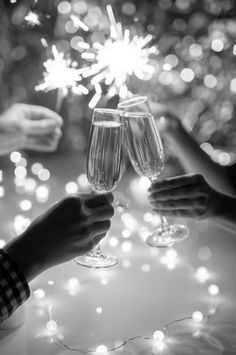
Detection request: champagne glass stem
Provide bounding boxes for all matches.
[87,244,103,259]
[151,177,168,232]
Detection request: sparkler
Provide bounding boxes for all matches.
[24,11,41,27]
[35,45,89,112]
[80,5,158,108]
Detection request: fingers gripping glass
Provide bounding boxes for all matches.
[118,96,189,248]
[75,108,123,268]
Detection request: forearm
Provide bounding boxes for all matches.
[165,125,235,195]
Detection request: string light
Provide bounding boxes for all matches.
[96,345,108,354]
[65,181,78,194]
[0,186,4,198]
[208,284,220,296]
[34,288,46,300]
[192,311,204,322]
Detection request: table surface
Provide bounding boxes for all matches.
[0,152,236,355]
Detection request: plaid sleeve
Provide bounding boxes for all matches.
[0,249,30,322]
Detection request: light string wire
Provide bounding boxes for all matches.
[48,305,220,353]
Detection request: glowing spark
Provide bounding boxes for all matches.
[81,5,158,104]
[35,45,88,111]
[24,11,41,26]
[70,15,89,32]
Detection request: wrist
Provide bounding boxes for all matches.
[4,234,41,283]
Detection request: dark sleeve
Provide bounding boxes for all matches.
[226,163,236,194]
[0,249,30,322]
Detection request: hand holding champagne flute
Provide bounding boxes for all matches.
[76,108,123,268]
[119,96,189,247]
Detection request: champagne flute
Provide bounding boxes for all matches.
[119,96,189,247]
[76,108,123,267]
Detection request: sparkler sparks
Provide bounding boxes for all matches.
[24,11,41,26]
[81,5,158,107]
[35,45,89,111]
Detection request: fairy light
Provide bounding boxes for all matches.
[192,311,203,322]
[195,266,210,283]
[101,278,108,285]
[46,320,58,335]
[96,345,108,354]
[14,166,27,179]
[65,278,80,296]
[121,240,133,253]
[122,259,131,268]
[14,215,31,234]
[31,163,43,175]
[96,307,103,314]
[24,178,37,194]
[24,11,41,26]
[109,236,119,247]
[0,186,4,198]
[65,181,78,194]
[208,284,220,296]
[80,5,157,105]
[211,39,224,52]
[121,229,131,239]
[36,185,50,203]
[19,199,32,211]
[143,212,154,223]
[38,168,50,181]
[34,288,46,300]
[153,330,165,342]
[121,213,138,231]
[0,239,6,248]
[142,264,151,272]
[10,151,22,163]
[77,173,90,190]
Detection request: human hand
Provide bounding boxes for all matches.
[0,103,63,155]
[148,174,220,219]
[5,193,114,282]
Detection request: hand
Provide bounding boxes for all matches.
[5,193,114,282]
[148,174,220,219]
[0,103,63,155]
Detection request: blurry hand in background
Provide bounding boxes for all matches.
[0,103,63,155]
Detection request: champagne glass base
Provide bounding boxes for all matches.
[75,253,118,268]
[146,224,190,248]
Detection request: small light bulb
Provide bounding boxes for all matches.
[192,311,203,322]
[46,320,58,332]
[96,344,108,354]
[65,181,78,194]
[0,239,6,248]
[142,264,151,272]
[121,241,133,253]
[34,288,46,300]
[0,186,4,198]
[208,284,220,296]
[195,266,209,283]
[96,307,102,314]
[10,151,22,163]
[153,330,165,342]
[166,249,177,259]
[101,278,108,285]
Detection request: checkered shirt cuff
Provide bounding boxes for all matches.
[0,248,30,322]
